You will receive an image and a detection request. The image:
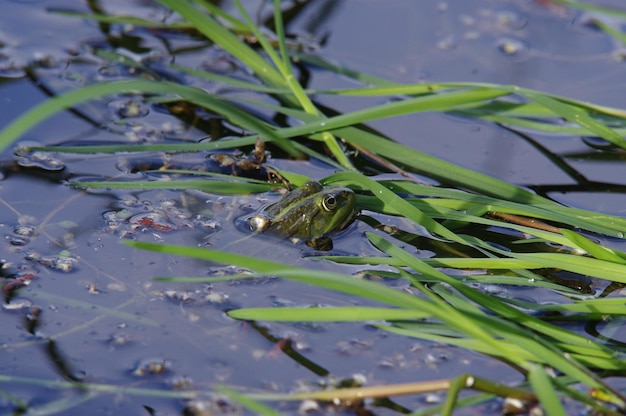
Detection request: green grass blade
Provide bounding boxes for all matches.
[128,240,548,372]
[367,233,615,353]
[382,324,533,359]
[514,88,626,148]
[273,88,508,138]
[312,74,626,147]
[217,386,281,416]
[527,365,566,416]
[327,128,550,204]
[15,389,100,415]
[322,172,470,245]
[587,18,626,46]
[0,79,300,156]
[169,64,289,93]
[524,298,626,315]
[49,9,193,29]
[548,0,626,19]
[320,255,544,269]
[229,0,352,168]
[385,181,626,237]
[192,1,249,31]
[560,229,626,263]
[317,79,626,118]
[124,241,298,273]
[71,179,274,193]
[228,306,430,321]
[154,0,285,88]
[27,137,259,154]
[471,239,626,284]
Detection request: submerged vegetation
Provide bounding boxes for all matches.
[4,0,626,414]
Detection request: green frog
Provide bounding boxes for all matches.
[248,180,356,249]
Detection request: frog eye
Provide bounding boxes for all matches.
[322,194,337,211]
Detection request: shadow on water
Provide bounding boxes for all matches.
[3,0,626,414]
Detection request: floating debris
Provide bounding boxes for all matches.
[108,98,150,119]
[25,251,79,273]
[105,332,133,348]
[496,37,528,57]
[128,212,178,232]
[2,298,32,310]
[183,396,240,416]
[132,358,172,376]
[2,270,39,293]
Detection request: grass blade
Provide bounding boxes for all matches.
[527,365,566,416]
[0,79,300,156]
[228,306,431,322]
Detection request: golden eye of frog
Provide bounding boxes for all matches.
[249,181,356,245]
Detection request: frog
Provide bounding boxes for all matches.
[248,180,357,250]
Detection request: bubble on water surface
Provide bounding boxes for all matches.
[6,234,29,246]
[496,37,528,58]
[14,225,36,237]
[16,150,65,171]
[437,35,457,51]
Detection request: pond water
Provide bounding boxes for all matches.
[2,0,626,414]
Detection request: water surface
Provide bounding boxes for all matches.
[1,1,626,414]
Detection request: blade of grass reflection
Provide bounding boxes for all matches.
[24,290,158,326]
[0,374,201,399]
[9,389,99,415]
